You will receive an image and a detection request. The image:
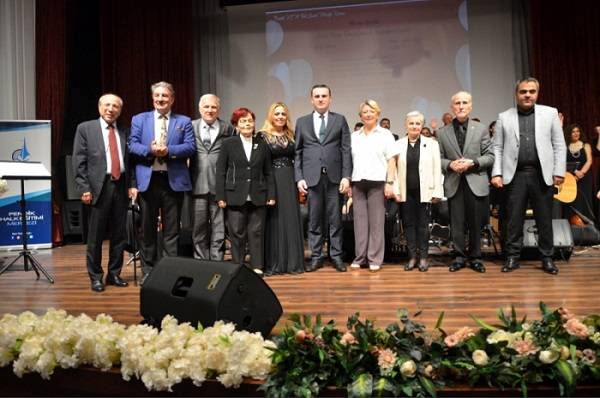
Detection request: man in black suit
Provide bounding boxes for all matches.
[72,93,137,292]
[190,94,235,260]
[295,84,352,272]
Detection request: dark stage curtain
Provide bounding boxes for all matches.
[530,0,600,134]
[99,0,195,122]
[36,0,68,246]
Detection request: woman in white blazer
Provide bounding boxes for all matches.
[392,111,443,271]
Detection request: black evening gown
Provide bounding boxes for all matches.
[261,133,305,274]
[566,145,595,223]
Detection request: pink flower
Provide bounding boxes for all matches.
[564,318,589,338]
[444,334,460,347]
[512,339,539,356]
[582,348,596,365]
[377,348,397,371]
[340,331,356,346]
[558,307,576,321]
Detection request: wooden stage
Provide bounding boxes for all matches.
[1,243,600,333]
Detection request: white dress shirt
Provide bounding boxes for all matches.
[312,111,329,140]
[351,126,396,182]
[153,110,171,171]
[200,119,220,145]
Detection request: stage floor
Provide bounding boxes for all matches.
[1,243,600,333]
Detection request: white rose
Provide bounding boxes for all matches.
[539,350,559,364]
[400,360,417,378]
[472,349,489,366]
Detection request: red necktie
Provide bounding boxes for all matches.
[108,124,121,180]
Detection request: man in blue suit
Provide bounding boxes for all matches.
[129,81,196,281]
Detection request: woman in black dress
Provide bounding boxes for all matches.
[565,124,595,223]
[259,102,305,275]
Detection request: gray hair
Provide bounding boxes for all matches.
[515,77,540,92]
[199,93,220,107]
[450,91,472,104]
[98,93,123,107]
[151,81,175,96]
[405,110,425,124]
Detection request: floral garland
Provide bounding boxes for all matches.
[1,304,599,397]
[261,303,600,397]
[0,309,275,392]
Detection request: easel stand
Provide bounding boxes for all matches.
[0,162,54,282]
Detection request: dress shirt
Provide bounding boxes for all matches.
[153,110,171,171]
[200,119,220,146]
[452,118,468,152]
[241,135,253,201]
[351,126,396,182]
[517,106,538,168]
[312,111,329,140]
[99,117,124,175]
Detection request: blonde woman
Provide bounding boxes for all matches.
[258,102,305,275]
[392,111,443,271]
[349,99,396,272]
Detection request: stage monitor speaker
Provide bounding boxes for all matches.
[140,257,283,337]
[521,219,573,261]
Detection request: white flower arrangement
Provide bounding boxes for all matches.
[0,309,275,392]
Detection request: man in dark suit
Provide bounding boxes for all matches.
[129,81,196,281]
[491,77,566,274]
[295,84,352,272]
[72,93,138,292]
[190,94,235,260]
[437,91,494,273]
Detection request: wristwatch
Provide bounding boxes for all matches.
[386,180,394,185]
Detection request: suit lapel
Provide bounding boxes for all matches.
[96,120,108,165]
[321,112,335,143]
[511,108,520,142]
[445,125,462,155]
[463,120,475,153]
[166,114,176,145]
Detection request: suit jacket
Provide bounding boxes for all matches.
[215,135,276,207]
[128,111,196,192]
[437,119,494,198]
[393,136,444,202]
[491,104,566,186]
[72,119,136,205]
[190,118,236,195]
[294,111,352,186]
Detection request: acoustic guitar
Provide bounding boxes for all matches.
[554,171,577,203]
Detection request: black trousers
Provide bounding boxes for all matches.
[85,176,127,281]
[504,169,554,258]
[139,172,183,274]
[448,178,487,261]
[401,189,430,259]
[226,202,266,269]
[307,173,344,261]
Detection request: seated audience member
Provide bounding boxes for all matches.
[354,121,364,131]
[421,126,434,138]
[216,108,276,276]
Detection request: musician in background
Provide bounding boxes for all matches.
[491,77,566,274]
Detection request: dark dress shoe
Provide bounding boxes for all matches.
[501,257,520,273]
[541,258,559,275]
[469,261,486,273]
[418,258,429,272]
[332,258,347,272]
[449,261,464,272]
[106,275,129,287]
[91,280,105,292]
[404,257,417,271]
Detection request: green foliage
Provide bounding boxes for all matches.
[262,303,600,397]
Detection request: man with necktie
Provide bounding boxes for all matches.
[129,81,196,282]
[72,93,138,292]
[190,94,235,260]
[294,84,352,272]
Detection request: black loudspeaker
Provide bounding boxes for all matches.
[140,257,283,337]
[521,219,573,261]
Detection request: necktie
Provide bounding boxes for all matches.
[158,115,168,164]
[319,114,326,143]
[202,125,212,148]
[108,124,121,180]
